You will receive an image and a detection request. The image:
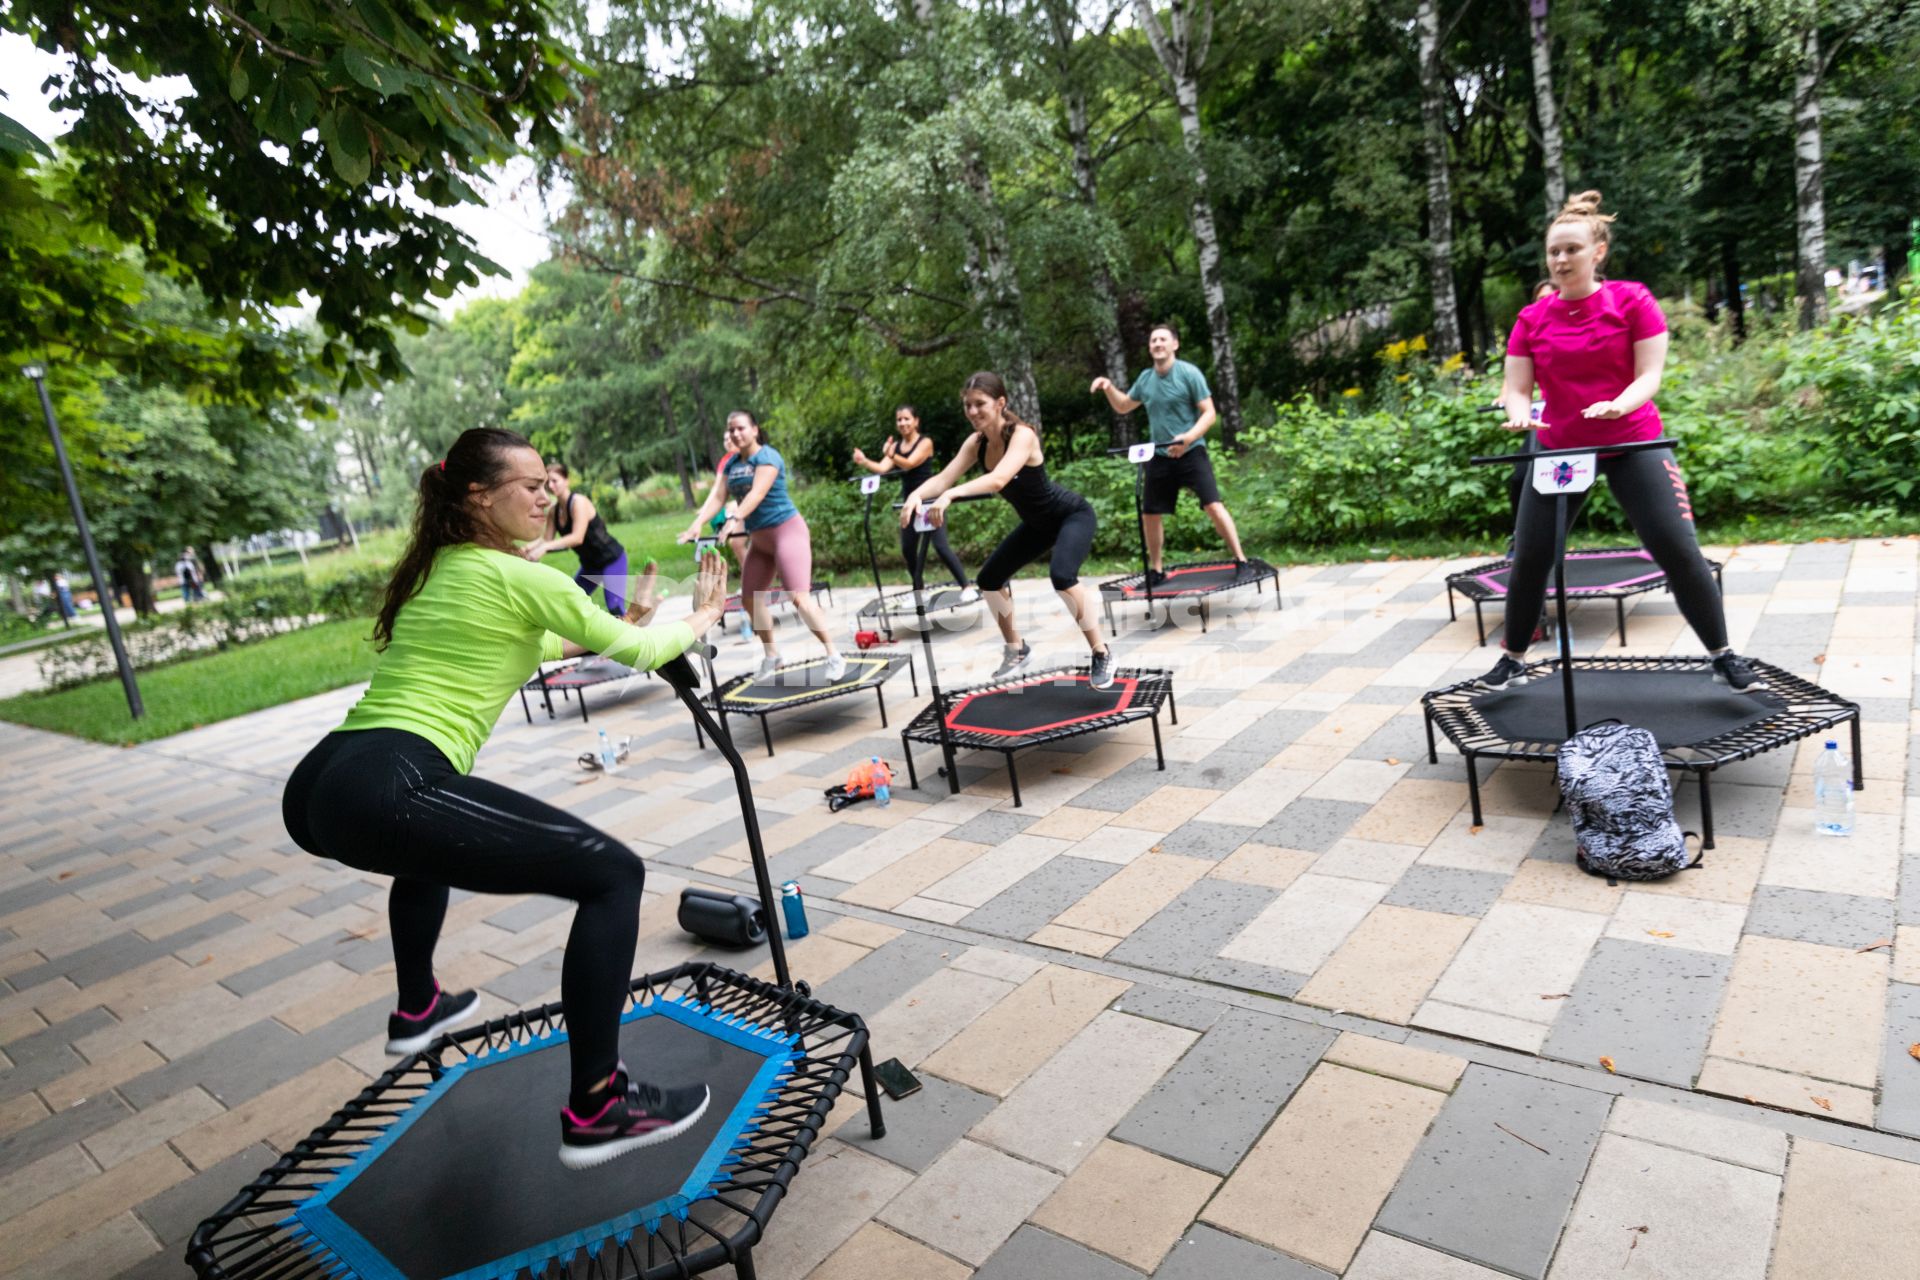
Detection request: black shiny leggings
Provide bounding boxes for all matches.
[283,728,645,1101]
[899,523,969,591]
[1504,446,1727,653]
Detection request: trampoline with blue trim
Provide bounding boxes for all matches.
[188,655,885,1280]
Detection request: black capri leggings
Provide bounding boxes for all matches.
[1504,446,1727,653]
[975,500,1098,593]
[899,523,970,591]
[283,728,645,1098]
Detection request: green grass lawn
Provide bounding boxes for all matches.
[0,618,380,746]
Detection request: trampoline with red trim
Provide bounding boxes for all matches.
[1445,546,1724,647]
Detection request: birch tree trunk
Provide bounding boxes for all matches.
[1528,0,1566,218]
[1416,0,1462,358]
[1792,21,1828,330]
[1133,0,1241,447]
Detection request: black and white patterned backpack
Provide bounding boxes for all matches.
[1558,721,1699,883]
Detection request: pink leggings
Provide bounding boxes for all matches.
[740,514,813,614]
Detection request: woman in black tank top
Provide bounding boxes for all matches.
[528,461,631,616]
[853,404,975,597]
[900,372,1117,689]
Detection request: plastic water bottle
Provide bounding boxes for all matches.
[1813,740,1855,836]
[780,881,810,939]
[871,757,891,808]
[598,728,618,774]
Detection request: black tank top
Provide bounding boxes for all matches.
[973,428,1082,525]
[887,435,934,496]
[556,493,623,570]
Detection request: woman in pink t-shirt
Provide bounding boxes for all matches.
[1476,191,1762,694]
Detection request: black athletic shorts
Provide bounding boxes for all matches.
[1142,447,1222,514]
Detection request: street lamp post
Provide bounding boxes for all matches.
[23,364,145,720]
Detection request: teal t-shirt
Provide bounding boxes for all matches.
[720,446,800,532]
[339,544,695,773]
[1126,359,1213,454]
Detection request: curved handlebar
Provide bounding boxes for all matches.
[1470,438,1679,467]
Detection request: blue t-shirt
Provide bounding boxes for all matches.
[720,446,799,532]
[1126,359,1213,454]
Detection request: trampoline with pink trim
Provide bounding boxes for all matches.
[1445,547,1725,646]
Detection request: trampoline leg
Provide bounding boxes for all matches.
[1473,601,1486,647]
[902,737,920,791]
[1447,587,1457,623]
[1424,711,1438,765]
[1851,714,1865,792]
[909,651,919,696]
[541,679,555,719]
[519,688,531,725]
[578,693,590,724]
[1697,772,1716,851]
[1168,686,1179,726]
[876,685,888,729]
[858,1042,888,1139]
[1615,597,1627,647]
[1201,601,1210,634]
[1465,753,1484,827]
[735,1247,759,1280]
[1151,711,1166,770]
[760,716,774,758]
[1006,753,1023,808]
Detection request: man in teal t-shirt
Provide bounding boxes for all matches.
[1092,321,1251,585]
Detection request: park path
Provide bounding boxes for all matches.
[0,539,1916,1278]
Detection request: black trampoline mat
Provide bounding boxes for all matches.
[311,1012,781,1280]
[547,657,637,686]
[1468,550,1663,597]
[721,655,891,705]
[1476,668,1786,748]
[947,674,1135,735]
[1112,561,1269,599]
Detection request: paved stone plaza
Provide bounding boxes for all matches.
[2,538,1918,1278]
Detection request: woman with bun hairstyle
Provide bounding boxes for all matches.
[282,427,730,1169]
[853,403,978,601]
[1477,192,1762,694]
[901,371,1119,689]
[683,411,846,682]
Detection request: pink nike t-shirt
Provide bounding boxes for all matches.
[1506,279,1667,450]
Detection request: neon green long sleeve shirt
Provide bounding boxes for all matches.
[338,544,694,773]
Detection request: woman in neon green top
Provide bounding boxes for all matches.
[283,428,728,1171]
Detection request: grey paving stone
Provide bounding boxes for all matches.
[1347,685,1428,708]
[1113,985,1230,1033]
[8,933,157,992]
[838,1073,998,1174]
[1542,939,1729,1088]
[1234,709,1331,754]
[1114,1007,1334,1175]
[2,1005,118,1071]
[1156,821,1256,862]
[0,861,137,918]
[1254,798,1369,854]
[763,823,876,885]
[655,815,747,867]
[1878,982,1920,1138]
[120,996,390,1110]
[1901,852,1920,926]
[1710,748,1794,789]
[1273,653,1351,683]
[1348,619,1453,667]
[1852,696,1910,724]
[1391,582,1445,605]
[191,867,277,900]
[1195,957,1308,998]
[484,896,570,933]
[961,856,1118,940]
[1745,885,1895,949]
[484,949,564,1006]
[290,879,380,919]
[1376,1064,1613,1279]
[0,1090,132,1169]
[1177,750,1272,791]
[796,873,854,899]
[1155,1225,1336,1279]
[1382,865,1511,917]
[1784,541,1852,571]
[102,880,204,920]
[812,930,954,1017]
[1840,591,1911,607]
[1671,780,1782,841]
[219,931,355,997]
[1071,759,1182,812]
[1107,880,1280,978]
[1719,570,1782,595]
[333,934,395,975]
[1173,686,1240,707]
[946,810,1037,845]
[567,785,655,819]
[1347,715,1437,764]
[134,1142,276,1245]
[975,1227,1139,1280]
[204,798,282,833]
[177,834,254,866]
[1525,815,1578,864]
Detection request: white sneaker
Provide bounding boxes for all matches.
[957,585,981,604]
[822,652,848,682]
[755,654,782,680]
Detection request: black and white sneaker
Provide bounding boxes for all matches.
[1144,567,1168,589]
[1711,652,1766,694]
[993,642,1033,680]
[560,1072,711,1171]
[1473,654,1531,692]
[1233,559,1257,581]
[1089,647,1118,690]
[385,986,482,1055]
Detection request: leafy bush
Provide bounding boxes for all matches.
[1779,297,1920,505]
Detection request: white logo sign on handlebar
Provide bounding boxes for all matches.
[859,475,881,495]
[1127,443,1155,464]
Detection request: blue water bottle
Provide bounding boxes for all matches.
[870,757,891,808]
[780,880,810,939]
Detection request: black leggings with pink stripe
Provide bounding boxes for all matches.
[283,728,643,1102]
[1504,446,1728,653]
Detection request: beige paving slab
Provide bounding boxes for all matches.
[1417,811,1545,875]
[1027,923,1120,957]
[0,1143,102,1223]
[6,1210,160,1280]
[864,968,1014,1069]
[1345,1231,1512,1279]
[1312,838,1424,885]
[1603,892,1746,955]
[1426,901,1607,1025]
[1030,1138,1221,1272]
[875,1139,1060,1266]
[892,895,972,924]
[1411,999,1549,1053]
[173,1058,374,1169]
[803,1223,970,1280]
[0,1090,47,1140]
[1693,1057,1875,1124]
[81,1087,226,1170]
[1605,1097,1787,1174]
[811,818,953,885]
[1201,1063,1446,1272]
[818,916,900,950]
[0,1143,193,1271]
[1546,1133,1778,1280]
[836,838,991,911]
[1769,1139,1920,1279]
[1109,786,1225,834]
[1323,1032,1467,1093]
[1473,763,1561,818]
[1024,806,1114,841]
[948,945,1045,984]
[1301,758,1411,805]
[1347,779,1469,845]
[1498,858,1624,913]
[1704,935,1887,1088]
[969,1011,1197,1174]
[1630,834,1767,904]
[1297,906,1479,1024]
[1761,809,1901,898]
[1193,767,1319,827]
[920,834,1070,908]
[1219,873,1388,974]
[921,964,1130,1098]
[750,935,870,988]
[750,1141,916,1279]
[1208,842,1317,891]
[1297,701,1398,747]
[1052,853,1212,938]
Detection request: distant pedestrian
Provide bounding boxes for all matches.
[175,549,207,603]
[52,572,75,620]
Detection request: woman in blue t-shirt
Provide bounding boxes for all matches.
[682,411,844,681]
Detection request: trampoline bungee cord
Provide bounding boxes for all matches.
[890,495,1176,808]
[187,652,887,1280]
[1421,439,1861,849]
